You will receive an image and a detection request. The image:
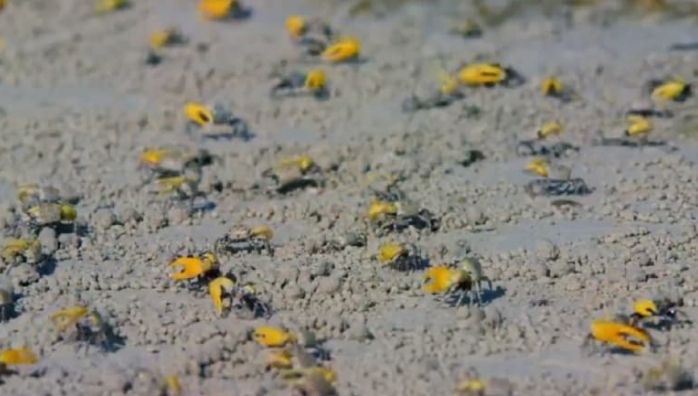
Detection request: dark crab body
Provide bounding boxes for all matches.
[516,140,579,158]
[261,165,324,195]
[215,225,274,256]
[525,178,592,197]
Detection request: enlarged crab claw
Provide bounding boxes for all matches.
[285,15,307,39]
[367,200,397,222]
[169,253,216,281]
[590,319,651,353]
[526,157,549,178]
[253,326,296,348]
[423,265,457,294]
[0,347,38,365]
[50,306,89,332]
[208,276,235,315]
[183,102,214,127]
[651,77,691,102]
[198,0,235,20]
[625,115,652,137]
[377,243,404,264]
[322,37,360,63]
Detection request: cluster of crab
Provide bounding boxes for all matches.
[168,224,276,319]
[138,145,217,210]
[585,297,692,354]
[365,186,497,306]
[254,325,337,396]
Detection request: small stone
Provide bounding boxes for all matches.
[58,233,80,250]
[548,261,573,278]
[119,207,142,224]
[93,209,116,232]
[38,227,58,255]
[311,261,333,277]
[9,263,40,286]
[167,206,190,225]
[144,211,167,231]
[465,207,486,226]
[285,285,305,300]
[316,275,342,295]
[535,239,559,261]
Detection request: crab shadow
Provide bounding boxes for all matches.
[446,285,506,307]
[36,256,57,276]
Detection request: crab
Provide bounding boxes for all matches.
[423,257,493,306]
[516,140,579,158]
[271,68,329,99]
[183,102,251,140]
[139,146,215,182]
[208,276,271,319]
[584,318,651,354]
[376,242,424,271]
[50,306,121,351]
[149,27,184,51]
[321,37,360,63]
[368,199,439,235]
[649,77,691,102]
[16,184,61,209]
[402,68,465,112]
[625,115,652,137]
[22,201,77,234]
[215,224,274,256]
[540,76,573,102]
[524,177,592,197]
[457,63,525,88]
[260,155,324,195]
[1,238,42,265]
[284,366,338,396]
[629,298,692,330]
[449,20,482,38]
[198,0,249,21]
[285,15,336,57]
[536,121,563,140]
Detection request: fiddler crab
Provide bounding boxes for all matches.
[139,146,215,181]
[367,198,439,235]
[1,238,42,266]
[183,101,251,140]
[622,298,692,331]
[13,184,78,235]
[215,224,274,256]
[169,251,220,287]
[540,76,573,102]
[255,326,336,396]
[284,15,360,64]
[525,177,592,198]
[198,0,250,21]
[402,70,464,113]
[457,63,525,88]
[50,305,121,351]
[375,242,425,271]
[648,76,692,103]
[517,121,579,158]
[208,276,271,319]
[597,115,670,149]
[146,27,186,66]
[259,154,325,195]
[423,257,493,306]
[270,68,329,100]
[449,20,482,39]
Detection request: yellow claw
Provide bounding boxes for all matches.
[253,326,296,347]
[423,265,458,294]
[164,375,182,396]
[633,299,658,318]
[183,102,214,127]
[139,148,168,167]
[170,253,217,281]
[96,0,127,13]
[456,378,486,395]
[526,157,549,178]
[377,243,405,264]
[282,366,337,385]
[435,68,459,96]
[2,238,39,257]
[304,69,326,91]
[540,76,563,97]
[249,225,273,241]
[322,37,360,63]
[60,203,77,221]
[651,78,690,102]
[208,276,235,315]
[590,319,650,353]
[285,15,306,39]
[156,176,187,193]
[367,200,397,222]
[50,306,89,332]
[266,349,293,369]
[0,348,38,365]
[198,0,235,20]
[458,63,506,86]
[537,121,563,139]
[280,154,314,173]
[625,115,652,137]
[0,0,6,11]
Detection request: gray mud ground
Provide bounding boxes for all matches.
[1,0,698,395]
